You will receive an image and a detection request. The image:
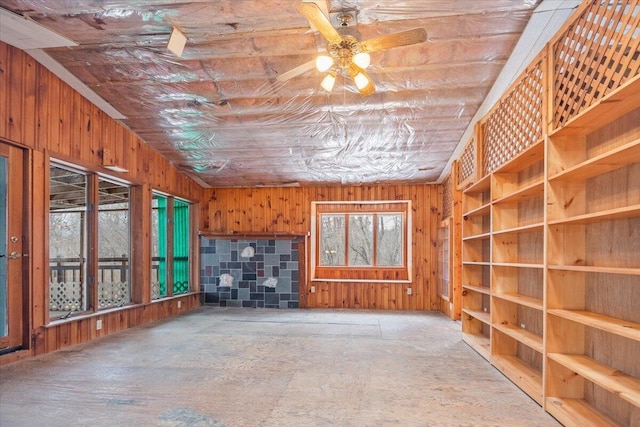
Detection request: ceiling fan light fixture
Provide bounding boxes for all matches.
[315,55,334,72]
[352,52,370,69]
[353,72,370,90]
[320,72,336,92]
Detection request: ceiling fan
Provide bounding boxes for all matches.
[277,2,427,96]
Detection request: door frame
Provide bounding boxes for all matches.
[0,140,30,354]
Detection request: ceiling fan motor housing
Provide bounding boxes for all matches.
[329,9,357,28]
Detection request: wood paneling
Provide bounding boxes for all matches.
[0,41,205,364]
[202,185,441,310]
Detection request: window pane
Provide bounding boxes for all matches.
[377,214,403,266]
[49,166,88,318]
[320,214,345,266]
[151,193,168,299]
[173,199,190,294]
[97,179,130,309]
[349,214,373,266]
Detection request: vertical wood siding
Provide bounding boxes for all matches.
[203,185,442,310]
[0,41,204,362]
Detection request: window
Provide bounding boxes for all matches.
[151,192,191,299]
[151,193,167,299]
[49,163,132,319]
[49,166,88,317]
[173,199,190,295]
[312,201,411,282]
[437,219,451,299]
[97,178,130,309]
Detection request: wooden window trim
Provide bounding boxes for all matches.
[311,201,412,282]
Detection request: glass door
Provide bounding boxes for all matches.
[0,142,25,352]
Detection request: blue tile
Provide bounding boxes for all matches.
[265,293,280,305]
[242,300,257,308]
[250,293,264,300]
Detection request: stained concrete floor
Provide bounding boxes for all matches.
[0,307,560,427]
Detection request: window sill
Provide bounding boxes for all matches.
[311,278,412,283]
[46,293,199,327]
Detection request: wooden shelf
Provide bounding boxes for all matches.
[548,138,640,182]
[462,332,491,361]
[548,204,640,225]
[463,261,491,267]
[493,293,542,311]
[462,232,491,241]
[551,74,640,137]
[548,265,640,276]
[463,174,491,193]
[492,222,543,235]
[493,140,544,173]
[548,309,640,343]
[492,323,543,353]
[462,308,490,325]
[547,353,640,408]
[492,355,543,405]
[463,284,491,295]
[545,397,620,427]
[463,203,491,218]
[492,180,543,205]
[493,262,544,269]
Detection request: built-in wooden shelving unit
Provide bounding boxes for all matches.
[461,175,492,360]
[544,75,640,427]
[460,77,640,425]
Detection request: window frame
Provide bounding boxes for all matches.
[150,191,193,299]
[48,160,134,319]
[311,201,412,283]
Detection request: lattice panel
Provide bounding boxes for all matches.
[98,281,130,308]
[457,137,476,186]
[482,60,545,175]
[50,281,84,311]
[553,1,640,128]
[442,173,453,219]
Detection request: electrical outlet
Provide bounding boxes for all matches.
[483,307,488,312]
[311,286,316,293]
[96,319,102,330]
[520,323,526,329]
[177,301,182,308]
[407,287,412,295]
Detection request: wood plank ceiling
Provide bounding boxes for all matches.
[0,0,541,187]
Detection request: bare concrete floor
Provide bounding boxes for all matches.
[0,307,560,427]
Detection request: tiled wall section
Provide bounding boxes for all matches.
[200,238,300,308]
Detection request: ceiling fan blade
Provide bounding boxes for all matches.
[360,28,427,53]
[348,63,375,96]
[297,2,342,44]
[276,59,316,82]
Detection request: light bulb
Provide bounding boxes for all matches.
[315,55,334,72]
[354,72,370,90]
[321,73,336,92]
[353,52,370,69]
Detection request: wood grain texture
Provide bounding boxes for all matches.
[203,185,441,311]
[0,41,204,363]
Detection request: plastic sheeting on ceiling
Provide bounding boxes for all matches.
[0,0,541,187]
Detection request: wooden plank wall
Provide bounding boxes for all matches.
[0,41,204,363]
[202,185,441,311]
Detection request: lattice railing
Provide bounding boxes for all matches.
[457,136,476,187]
[442,173,453,219]
[482,57,545,175]
[553,0,640,129]
[49,281,130,311]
